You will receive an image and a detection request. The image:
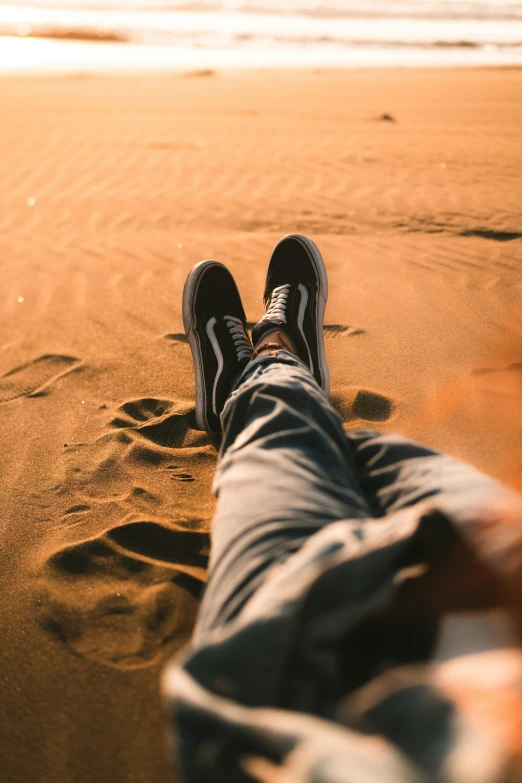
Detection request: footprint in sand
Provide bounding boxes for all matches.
[331,387,395,425]
[163,333,188,344]
[40,396,216,669]
[39,523,209,670]
[324,324,366,339]
[109,397,208,449]
[61,397,214,509]
[0,354,81,403]
[107,521,208,570]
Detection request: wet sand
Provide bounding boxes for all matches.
[0,67,521,782]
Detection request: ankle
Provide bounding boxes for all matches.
[252,329,296,359]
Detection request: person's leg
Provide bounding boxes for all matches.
[345,428,522,595]
[183,235,373,645]
[347,428,520,523]
[194,350,371,642]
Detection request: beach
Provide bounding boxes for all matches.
[0,67,521,782]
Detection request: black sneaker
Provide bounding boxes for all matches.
[252,234,329,393]
[182,261,253,433]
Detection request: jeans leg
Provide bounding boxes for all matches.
[346,429,521,522]
[194,352,372,643]
[345,428,522,613]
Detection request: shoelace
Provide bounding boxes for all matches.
[264,283,291,323]
[224,315,253,362]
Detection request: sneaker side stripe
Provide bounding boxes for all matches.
[297,283,313,372]
[206,316,224,417]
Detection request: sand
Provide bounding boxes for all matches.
[0,67,520,782]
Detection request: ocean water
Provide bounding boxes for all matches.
[1,0,522,71]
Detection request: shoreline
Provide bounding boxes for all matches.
[2,63,522,80]
[1,33,522,75]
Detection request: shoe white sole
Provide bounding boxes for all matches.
[273,233,330,395]
[182,260,225,432]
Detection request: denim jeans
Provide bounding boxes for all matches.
[193,351,517,645]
